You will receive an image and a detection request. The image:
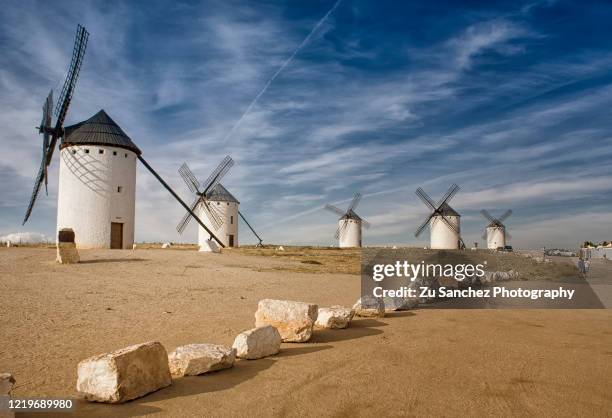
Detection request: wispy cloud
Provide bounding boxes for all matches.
[1,0,611,249]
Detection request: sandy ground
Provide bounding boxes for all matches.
[1,248,611,417]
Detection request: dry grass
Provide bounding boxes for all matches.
[232,246,362,275]
[10,241,578,280]
[231,246,579,280]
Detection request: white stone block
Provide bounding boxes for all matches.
[383,296,418,311]
[0,373,15,418]
[168,344,235,377]
[0,373,15,396]
[56,242,80,264]
[76,341,171,403]
[255,299,318,342]
[352,296,385,317]
[233,325,281,360]
[315,306,354,329]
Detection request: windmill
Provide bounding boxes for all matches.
[22,24,225,250]
[23,24,89,225]
[414,184,464,250]
[324,192,370,248]
[480,209,512,250]
[177,157,263,249]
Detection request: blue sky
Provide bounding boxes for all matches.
[1,0,612,248]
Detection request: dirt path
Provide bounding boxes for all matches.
[585,259,612,308]
[1,248,610,417]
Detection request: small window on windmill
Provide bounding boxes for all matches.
[99,149,104,154]
[231,216,233,224]
[124,153,128,158]
[84,149,89,154]
[117,186,123,193]
[217,202,220,205]
[227,202,229,206]
[71,150,76,155]
[113,151,117,156]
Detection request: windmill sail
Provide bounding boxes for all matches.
[176,157,234,235]
[23,25,89,225]
[481,209,513,243]
[414,184,461,237]
[325,192,369,246]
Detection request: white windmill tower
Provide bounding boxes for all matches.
[324,193,370,248]
[415,184,464,250]
[56,110,141,249]
[23,25,228,252]
[480,209,512,249]
[176,157,263,250]
[23,25,141,250]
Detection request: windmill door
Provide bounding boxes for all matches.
[228,234,235,247]
[110,222,123,249]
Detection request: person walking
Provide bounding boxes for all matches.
[577,257,586,277]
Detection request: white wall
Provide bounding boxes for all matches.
[486,226,506,249]
[583,247,612,259]
[338,218,362,248]
[197,201,239,248]
[430,215,460,249]
[57,145,137,249]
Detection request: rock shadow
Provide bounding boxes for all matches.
[70,358,277,418]
[276,344,333,357]
[309,318,386,343]
[384,311,417,318]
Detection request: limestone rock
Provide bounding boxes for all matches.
[255,299,318,342]
[168,344,235,377]
[161,242,172,249]
[383,295,418,311]
[199,239,221,253]
[481,270,521,283]
[277,246,285,251]
[0,373,15,396]
[56,242,80,264]
[315,306,354,329]
[233,325,281,359]
[352,296,385,317]
[0,373,15,418]
[76,341,171,403]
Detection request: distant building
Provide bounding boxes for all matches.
[581,246,612,259]
[199,184,239,248]
[430,203,461,250]
[338,211,362,248]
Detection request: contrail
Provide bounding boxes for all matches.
[222,0,342,143]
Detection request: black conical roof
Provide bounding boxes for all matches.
[61,110,141,155]
[438,202,460,217]
[341,209,362,221]
[205,183,240,203]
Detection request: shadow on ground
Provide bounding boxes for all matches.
[39,344,336,418]
[310,318,389,343]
